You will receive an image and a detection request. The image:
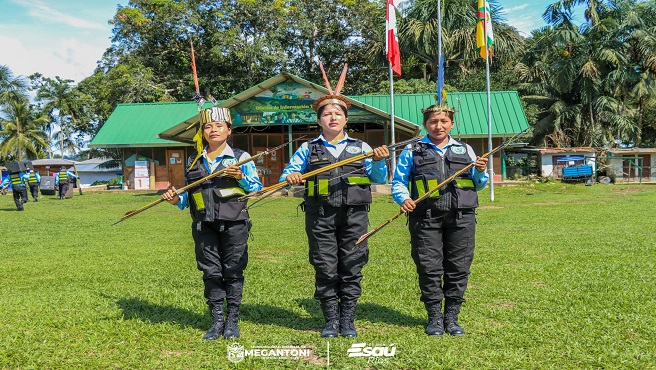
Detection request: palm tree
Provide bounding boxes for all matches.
[30,74,85,158]
[0,99,49,161]
[398,0,524,81]
[0,65,28,107]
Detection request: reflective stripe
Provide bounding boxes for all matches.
[28,173,38,184]
[192,192,205,211]
[216,187,247,198]
[58,172,68,181]
[412,179,440,198]
[346,176,371,185]
[307,180,315,196]
[455,179,475,188]
[10,174,23,185]
[414,180,426,197]
[318,179,329,195]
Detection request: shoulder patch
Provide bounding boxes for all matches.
[345,145,361,154]
[450,145,467,155]
[221,158,237,167]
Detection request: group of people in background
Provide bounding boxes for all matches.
[0,165,79,211]
[161,67,490,342]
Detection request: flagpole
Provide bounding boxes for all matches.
[389,64,397,176]
[437,0,442,97]
[484,8,495,201]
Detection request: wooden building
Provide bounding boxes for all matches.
[90,73,530,188]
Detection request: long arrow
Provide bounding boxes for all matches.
[238,136,424,201]
[355,129,528,246]
[112,137,304,226]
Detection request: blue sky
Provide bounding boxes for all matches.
[0,1,573,84]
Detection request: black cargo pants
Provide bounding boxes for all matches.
[191,219,250,309]
[409,209,476,306]
[305,203,370,302]
[12,186,28,210]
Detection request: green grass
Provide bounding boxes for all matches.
[0,183,655,369]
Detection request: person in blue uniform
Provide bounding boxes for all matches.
[0,169,29,211]
[392,103,489,337]
[162,107,262,340]
[280,75,390,338]
[55,166,78,200]
[27,169,41,202]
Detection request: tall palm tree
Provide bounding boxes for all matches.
[0,65,28,107]
[30,75,85,158]
[0,99,49,161]
[398,0,524,80]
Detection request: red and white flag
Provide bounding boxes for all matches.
[386,0,406,76]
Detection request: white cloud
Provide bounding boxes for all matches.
[11,0,106,30]
[507,4,530,12]
[0,34,106,82]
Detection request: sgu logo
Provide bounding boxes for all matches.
[347,343,396,357]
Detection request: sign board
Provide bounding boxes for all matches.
[134,160,150,190]
[229,80,379,126]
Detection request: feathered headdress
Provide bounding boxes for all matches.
[421,92,456,115]
[311,61,351,112]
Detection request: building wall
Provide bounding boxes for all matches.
[541,152,596,179]
[77,172,120,187]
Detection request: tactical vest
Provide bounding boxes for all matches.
[58,171,69,183]
[408,140,478,213]
[10,173,25,187]
[304,139,372,207]
[186,149,249,222]
[28,172,39,185]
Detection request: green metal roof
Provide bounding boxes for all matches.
[350,91,529,137]
[92,74,528,148]
[89,101,214,148]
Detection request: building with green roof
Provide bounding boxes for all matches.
[91,73,529,189]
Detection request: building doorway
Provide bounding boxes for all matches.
[251,134,284,186]
[166,149,186,188]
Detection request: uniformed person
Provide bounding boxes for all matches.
[27,169,41,202]
[0,168,29,211]
[391,103,489,336]
[162,107,262,340]
[280,65,389,338]
[55,166,78,200]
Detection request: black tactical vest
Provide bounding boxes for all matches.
[409,140,479,213]
[58,171,69,183]
[28,172,39,185]
[304,139,372,207]
[186,149,249,222]
[10,173,25,187]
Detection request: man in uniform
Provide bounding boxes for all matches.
[55,166,78,200]
[0,163,29,211]
[27,168,41,202]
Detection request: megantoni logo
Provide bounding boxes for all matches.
[227,342,245,364]
[347,343,396,357]
[226,342,313,363]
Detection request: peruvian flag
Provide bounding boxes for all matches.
[386,0,406,76]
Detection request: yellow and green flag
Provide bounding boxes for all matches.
[476,0,494,59]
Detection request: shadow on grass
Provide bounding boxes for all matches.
[240,298,423,330]
[110,296,423,333]
[113,297,208,331]
[1,208,18,211]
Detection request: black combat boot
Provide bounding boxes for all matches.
[203,305,224,340]
[425,302,444,336]
[223,305,240,339]
[320,299,339,338]
[339,300,357,338]
[444,298,464,336]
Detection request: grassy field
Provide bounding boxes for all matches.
[0,182,655,369]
